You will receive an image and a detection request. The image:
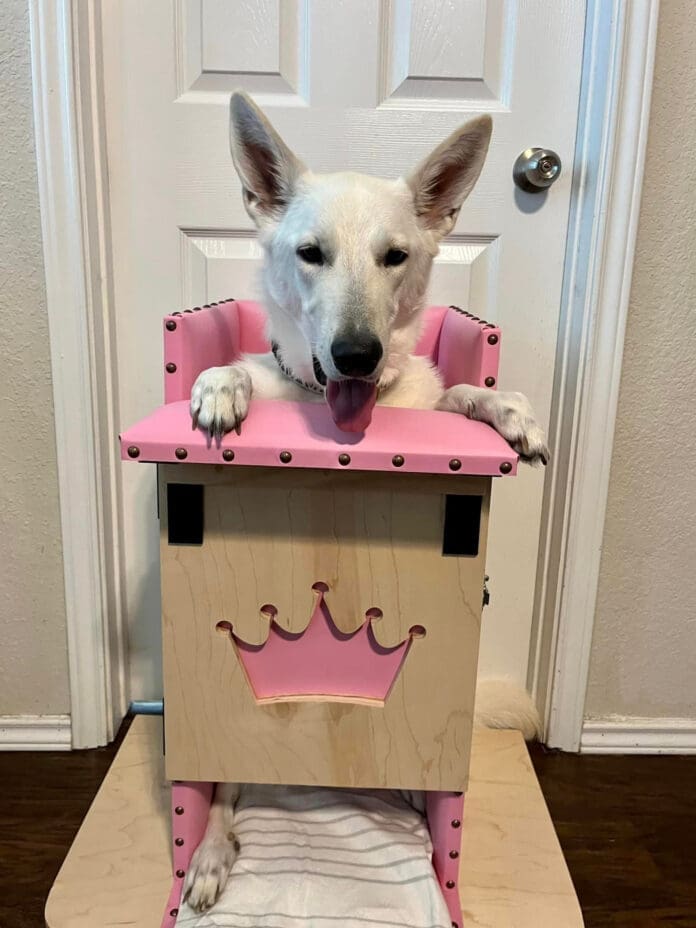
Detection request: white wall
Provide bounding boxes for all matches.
[585,0,696,721]
[0,0,70,716]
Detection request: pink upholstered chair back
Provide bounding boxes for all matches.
[162,299,501,404]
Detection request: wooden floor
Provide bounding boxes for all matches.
[1,722,694,928]
[530,744,696,928]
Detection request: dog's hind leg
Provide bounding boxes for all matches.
[183,782,241,912]
[437,384,550,465]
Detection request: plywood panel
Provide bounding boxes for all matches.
[160,467,490,789]
[45,719,584,928]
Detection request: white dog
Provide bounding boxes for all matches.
[183,93,548,912]
[190,92,549,463]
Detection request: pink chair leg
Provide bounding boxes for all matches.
[426,791,465,928]
[161,780,214,928]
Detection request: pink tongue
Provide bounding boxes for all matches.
[326,379,378,432]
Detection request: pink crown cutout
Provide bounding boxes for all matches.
[216,582,425,705]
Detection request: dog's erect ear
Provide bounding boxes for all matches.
[406,116,492,238]
[229,91,306,225]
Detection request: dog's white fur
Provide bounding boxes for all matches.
[189,92,549,464]
[184,93,547,912]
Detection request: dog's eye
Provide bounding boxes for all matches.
[297,245,324,265]
[384,249,408,267]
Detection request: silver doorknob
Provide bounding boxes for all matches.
[513,148,562,192]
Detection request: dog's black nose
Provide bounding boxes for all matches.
[331,334,383,377]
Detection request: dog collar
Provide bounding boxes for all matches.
[270,341,326,395]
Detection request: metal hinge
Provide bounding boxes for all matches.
[483,575,490,608]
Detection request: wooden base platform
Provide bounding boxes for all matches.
[45,717,583,928]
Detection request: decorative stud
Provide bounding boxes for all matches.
[487,333,499,345]
[183,309,194,314]
[446,880,455,889]
[499,461,512,475]
[449,458,462,471]
[279,451,292,463]
[175,447,188,460]
[454,791,463,796]
[193,306,202,311]
[127,445,140,459]
[170,909,179,917]
[176,869,185,878]
[452,922,459,928]
[484,376,496,387]
[165,362,177,373]
[175,837,184,847]
[338,453,351,466]
[175,806,184,815]
[449,849,459,859]
[203,304,211,308]
[451,818,461,828]
[173,311,182,316]
[165,320,177,331]
[392,454,405,467]
[222,449,235,462]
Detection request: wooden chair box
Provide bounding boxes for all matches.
[120,298,519,927]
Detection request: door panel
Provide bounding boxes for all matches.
[102,0,585,698]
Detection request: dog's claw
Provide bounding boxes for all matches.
[515,443,550,467]
[191,410,199,431]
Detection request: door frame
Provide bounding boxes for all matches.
[30,0,659,749]
[29,0,127,747]
[530,0,659,750]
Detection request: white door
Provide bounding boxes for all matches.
[102,0,586,699]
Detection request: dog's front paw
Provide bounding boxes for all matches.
[439,386,549,465]
[486,391,549,465]
[190,365,252,439]
[183,834,239,913]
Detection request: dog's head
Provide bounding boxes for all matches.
[229,91,492,430]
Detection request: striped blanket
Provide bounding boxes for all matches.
[175,784,451,928]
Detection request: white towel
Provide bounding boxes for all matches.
[175,784,451,928]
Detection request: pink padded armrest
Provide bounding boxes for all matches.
[137,298,514,479]
[163,300,240,404]
[163,300,500,402]
[434,305,501,390]
[121,399,517,476]
[235,300,271,354]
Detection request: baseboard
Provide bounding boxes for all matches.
[581,717,696,754]
[0,715,72,750]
